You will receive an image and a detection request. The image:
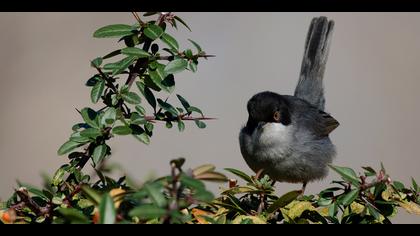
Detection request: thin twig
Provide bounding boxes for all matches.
[156,54,215,61]
[143,115,216,122]
[131,12,144,26]
[93,65,118,93]
[15,188,49,216]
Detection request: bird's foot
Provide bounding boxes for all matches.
[299,182,307,196]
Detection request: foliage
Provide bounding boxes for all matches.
[1,12,419,224]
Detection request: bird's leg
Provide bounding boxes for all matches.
[254,169,264,181]
[300,182,307,195]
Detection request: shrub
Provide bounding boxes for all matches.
[1,12,419,224]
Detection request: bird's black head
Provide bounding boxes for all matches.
[245,91,292,131]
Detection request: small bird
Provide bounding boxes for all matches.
[239,17,339,193]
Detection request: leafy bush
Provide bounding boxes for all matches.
[0,12,419,224]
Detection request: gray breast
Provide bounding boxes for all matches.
[239,121,336,183]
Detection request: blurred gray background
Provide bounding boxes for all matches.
[0,12,419,223]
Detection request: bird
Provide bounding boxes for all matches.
[238,16,339,194]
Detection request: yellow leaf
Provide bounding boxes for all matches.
[350,202,365,214]
[110,187,126,208]
[317,207,329,217]
[191,208,213,224]
[398,200,420,215]
[232,215,266,224]
[381,186,393,201]
[180,208,189,215]
[284,200,315,219]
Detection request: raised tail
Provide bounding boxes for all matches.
[294,16,334,111]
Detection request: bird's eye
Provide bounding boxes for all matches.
[273,111,281,122]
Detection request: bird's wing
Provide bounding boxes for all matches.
[317,110,339,136]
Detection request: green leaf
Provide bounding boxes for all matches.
[91,57,103,68]
[72,123,87,131]
[137,81,156,111]
[145,122,154,132]
[148,67,166,91]
[121,92,141,104]
[144,183,167,208]
[184,49,193,58]
[224,194,248,215]
[143,24,163,40]
[176,94,191,111]
[78,199,94,209]
[103,62,121,70]
[188,39,202,52]
[81,107,99,129]
[99,193,116,224]
[69,132,91,143]
[177,120,185,132]
[101,107,117,125]
[362,166,376,175]
[267,190,301,213]
[366,204,381,220]
[412,177,419,192]
[193,189,214,202]
[143,12,158,16]
[112,125,132,135]
[194,119,206,129]
[130,112,146,125]
[103,49,121,59]
[329,165,360,187]
[180,174,205,190]
[393,181,405,191]
[81,185,102,205]
[328,202,338,217]
[52,165,68,186]
[174,16,192,31]
[86,75,100,87]
[133,132,150,145]
[189,61,197,72]
[188,106,203,116]
[224,168,253,183]
[90,80,105,104]
[92,144,107,166]
[80,128,102,138]
[157,99,178,117]
[164,59,187,74]
[93,24,133,38]
[112,56,136,76]
[135,105,146,116]
[340,189,359,206]
[111,94,118,106]
[161,75,175,93]
[57,140,83,155]
[129,204,167,220]
[317,198,333,206]
[58,208,90,224]
[160,33,179,51]
[121,47,150,58]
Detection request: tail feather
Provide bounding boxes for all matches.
[294,17,334,111]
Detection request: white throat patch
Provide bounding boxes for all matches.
[253,122,292,146]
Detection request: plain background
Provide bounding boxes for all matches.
[0,12,419,223]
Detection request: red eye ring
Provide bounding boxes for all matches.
[273,111,281,122]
